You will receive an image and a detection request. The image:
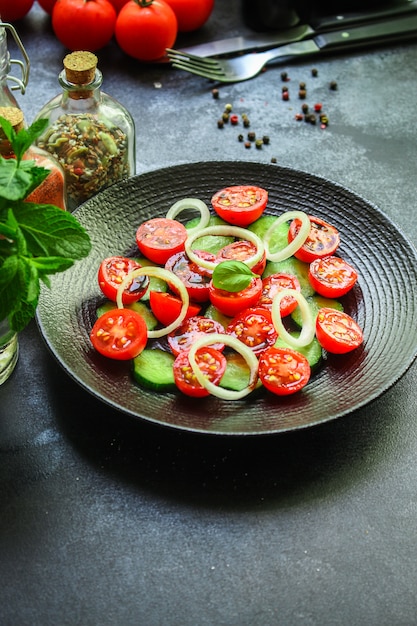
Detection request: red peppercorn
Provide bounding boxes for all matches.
[282,91,289,101]
[230,114,239,125]
[314,103,322,112]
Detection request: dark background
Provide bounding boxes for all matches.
[1,1,417,625]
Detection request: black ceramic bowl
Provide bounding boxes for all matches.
[36,161,417,435]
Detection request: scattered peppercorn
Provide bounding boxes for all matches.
[320,114,329,126]
[271,157,277,163]
[295,113,303,121]
[244,141,251,149]
[238,134,244,142]
[282,85,289,92]
[282,91,289,101]
[262,135,270,145]
[308,114,317,125]
[222,112,230,122]
[299,81,306,89]
[330,80,338,90]
[280,71,288,81]
[298,89,307,99]
[247,131,256,141]
[255,139,263,149]
[314,103,322,112]
[243,118,250,127]
[212,88,219,99]
[224,103,233,112]
[217,119,224,128]
[301,103,309,113]
[230,114,239,125]
[311,68,318,77]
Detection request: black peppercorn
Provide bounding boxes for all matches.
[212,88,219,99]
[243,118,250,128]
[262,135,270,145]
[247,131,256,141]
[271,157,277,163]
[280,71,288,81]
[222,112,230,122]
[238,134,244,142]
[311,68,318,77]
[301,103,309,113]
[330,80,338,90]
[217,119,224,128]
[298,89,307,99]
[282,85,289,92]
[299,81,306,89]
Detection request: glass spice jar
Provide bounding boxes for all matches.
[0,106,67,210]
[0,21,30,108]
[32,51,136,212]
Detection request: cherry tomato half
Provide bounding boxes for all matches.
[52,0,117,52]
[227,307,277,355]
[258,273,301,316]
[165,250,215,302]
[208,276,263,318]
[211,185,268,227]
[90,308,148,360]
[288,216,340,263]
[215,240,266,276]
[173,347,226,398]
[98,256,149,304]
[309,255,358,298]
[167,315,225,356]
[136,217,188,265]
[149,291,201,326]
[315,308,363,354]
[258,347,311,395]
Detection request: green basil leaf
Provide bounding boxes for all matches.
[212,260,256,293]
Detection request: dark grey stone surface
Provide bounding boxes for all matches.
[1,2,417,625]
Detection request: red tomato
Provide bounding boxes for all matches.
[165,250,215,302]
[215,240,266,276]
[258,347,311,395]
[37,0,57,13]
[226,307,277,355]
[0,0,34,21]
[149,291,201,326]
[163,0,214,32]
[309,256,358,298]
[98,256,149,304]
[136,218,188,265]
[288,216,340,263]
[115,0,178,61]
[208,276,263,317]
[173,347,226,397]
[316,308,363,354]
[167,315,225,356]
[211,185,268,227]
[107,0,129,11]
[52,0,117,52]
[258,273,301,316]
[90,308,148,360]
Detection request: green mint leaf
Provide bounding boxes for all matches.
[0,157,34,203]
[12,203,91,259]
[10,300,38,333]
[0,117,49,162]
[31,256,74,274]
[212,260,256,293]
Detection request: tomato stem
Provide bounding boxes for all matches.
[135,0,154,6]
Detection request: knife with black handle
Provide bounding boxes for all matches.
[178,0,417,57]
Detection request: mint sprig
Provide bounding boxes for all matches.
[0,116,91,332]
[212,260,257,293]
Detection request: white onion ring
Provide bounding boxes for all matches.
[166,198,210,235]
[271,288,315,348]
[188,333,259,400]
[264,210,311,262]
[116,267,189,338]
[185,225,265,271]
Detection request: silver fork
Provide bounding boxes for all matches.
[166,42,314,83]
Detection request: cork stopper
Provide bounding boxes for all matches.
[63,51,98,85]
[0,106,25,132]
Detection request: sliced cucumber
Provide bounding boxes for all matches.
[96,300,158,330]
[248,214,289,253]
[262,256,314,297]
[186,215,234,253]
[204,303,232,330]
[291,294,343,327]
[220,352,251,391]
[274,333,323,370]
[132,348,176,391]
